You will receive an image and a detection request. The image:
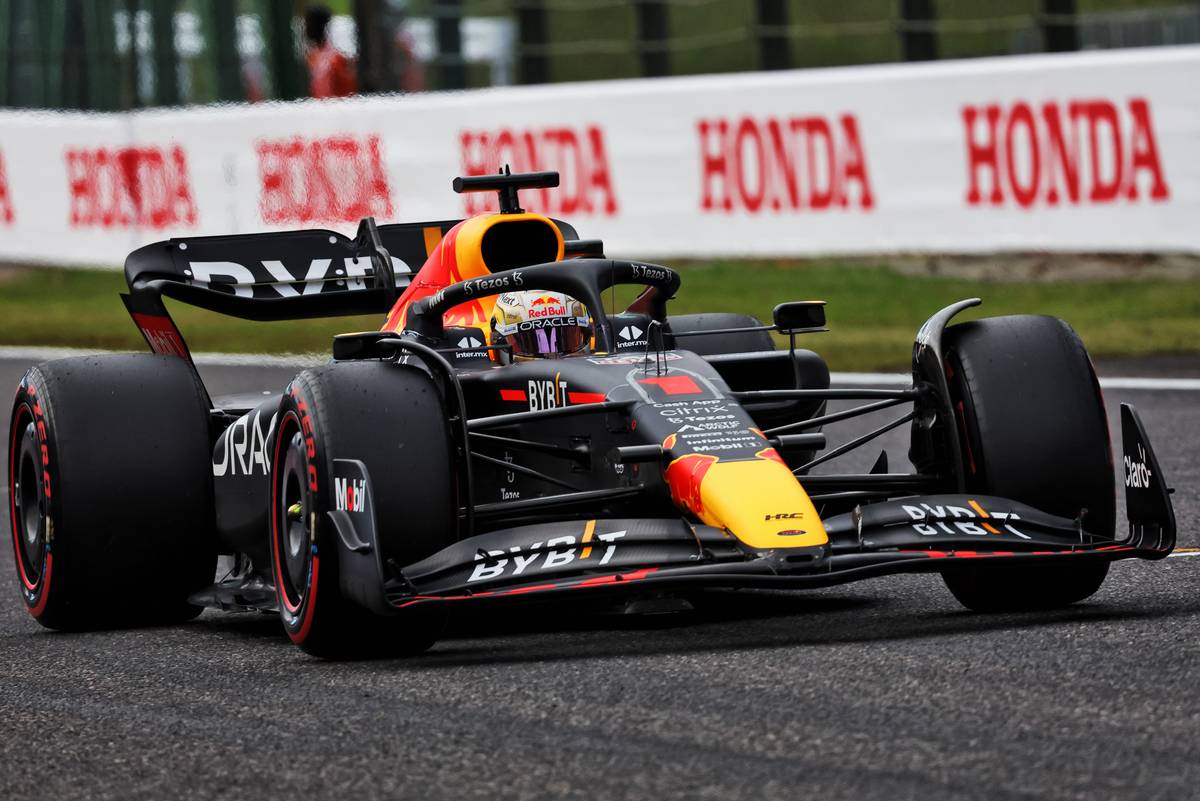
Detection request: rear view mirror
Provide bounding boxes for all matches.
[773,301,827,334]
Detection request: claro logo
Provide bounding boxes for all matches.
[1124,444,1154,489]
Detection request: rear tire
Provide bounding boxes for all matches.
[668,313,774,356]
[939,315,1114,612]
[270,362,456,659]
[8,355,216,630]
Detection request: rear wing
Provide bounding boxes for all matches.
[121,214,580,369]
[126,217,456,322]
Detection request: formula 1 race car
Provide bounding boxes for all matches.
[8,171,1177,658]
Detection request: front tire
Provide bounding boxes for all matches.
[939,315,1114,612]
[269,362,456,659]
[667,313,775,355]
[8,355,215,630]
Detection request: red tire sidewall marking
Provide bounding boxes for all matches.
[270,397,320,644]
[9,386,53,618]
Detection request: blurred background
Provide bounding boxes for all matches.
[0,1,1196,371]
[0,0,1197,108]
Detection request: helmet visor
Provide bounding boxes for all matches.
[504,319,589,358]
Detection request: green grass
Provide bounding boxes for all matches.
[1,262,1197,372]
[442,0,1185,86]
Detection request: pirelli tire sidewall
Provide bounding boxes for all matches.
[7,355,216,630]
[9,371,59,622]
[269,364,454,658]
[940,315,1113,612]
[271,378,326,647]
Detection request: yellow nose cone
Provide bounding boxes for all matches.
[697,457,827,549]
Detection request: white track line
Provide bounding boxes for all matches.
[0,346,1197,390]
[828,371,1200,391]
[0,345,324,368]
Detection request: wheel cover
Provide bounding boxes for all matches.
[276,429,312,610]
[10,409,45,588]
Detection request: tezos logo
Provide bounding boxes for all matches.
[1125,444,1153,489]
[335,476,367,513]
[464,271,523,296]
[631,264,668,282]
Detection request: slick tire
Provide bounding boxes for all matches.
[939,315,1114,612]
[270,362,455,659]
[8,354,216,630]
[667,313,775,356]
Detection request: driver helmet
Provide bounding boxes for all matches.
[491,291,591,359]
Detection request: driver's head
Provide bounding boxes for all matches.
[491,291,591,359]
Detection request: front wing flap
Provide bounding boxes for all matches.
[382,495,1162,609]
[336,403,1175,612]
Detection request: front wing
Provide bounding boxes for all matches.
[330,403,1174,614]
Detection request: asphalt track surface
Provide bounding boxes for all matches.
[0,354,1197,801]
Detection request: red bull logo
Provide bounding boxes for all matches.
[664,453,718,518]
[527,295,568,318]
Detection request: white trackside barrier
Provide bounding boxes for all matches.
[0,46,1196,267]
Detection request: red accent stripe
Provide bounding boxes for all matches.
[567,392,606,404]
[8,403,31,590]
[394,566,663,607]
[639,376,701,395]
[500,583,559,596]
[271,409,319,644]
[499,389,527,402]
[10,401,52,615]
[574,575,619,587]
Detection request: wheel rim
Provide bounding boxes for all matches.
[276,429,311,608]
[11,415,45,585]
